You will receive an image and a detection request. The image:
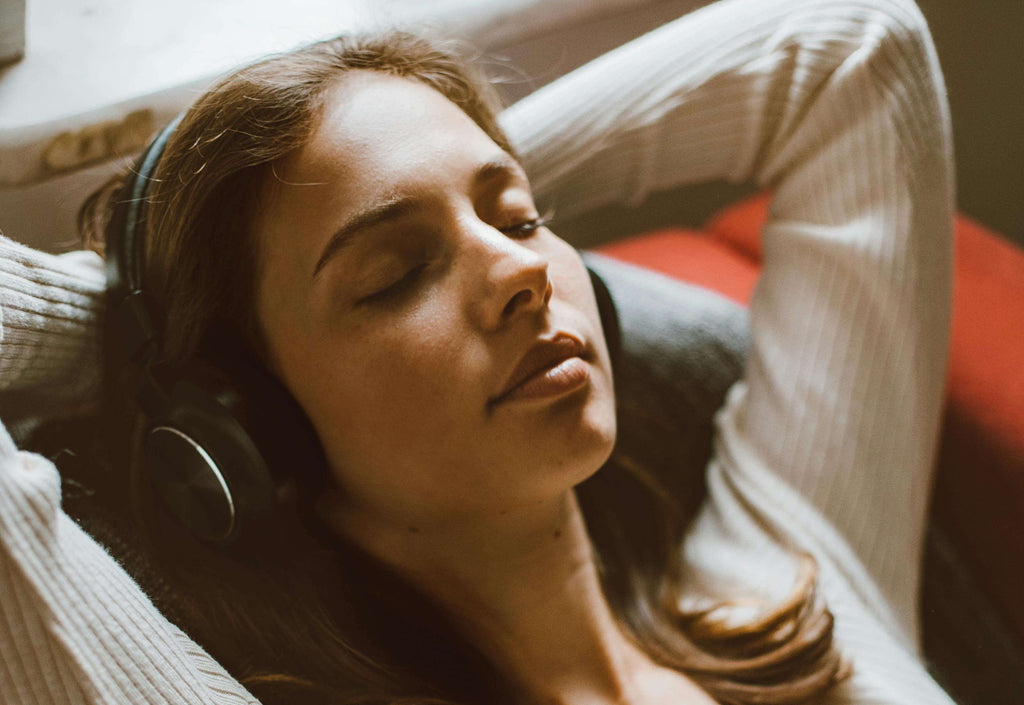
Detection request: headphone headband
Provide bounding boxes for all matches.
[123,114,183,293]
[108,114,183,303]
[106,116,183,368]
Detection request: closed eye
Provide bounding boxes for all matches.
[357,262,430,306]
[500,209,555,238]
[356,208,554,307]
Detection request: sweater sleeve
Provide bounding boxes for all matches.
[0,421,261,704]
[0,234,105,417]
[501,0,953,650]
[0,194,258,705]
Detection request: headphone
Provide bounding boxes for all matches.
[104,116,328,549]
[104,117,622,551]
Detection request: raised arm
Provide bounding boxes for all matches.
[0,236,264,702]
[0,234,105,418]
[0,421,264,704]
[501,0,954,646]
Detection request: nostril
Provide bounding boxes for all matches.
[502,289,533,318]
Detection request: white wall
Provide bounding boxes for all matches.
[0,0,707,252]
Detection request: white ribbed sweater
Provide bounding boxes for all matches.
[0,0,956,702]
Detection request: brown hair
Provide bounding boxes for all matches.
[80,29,850,705]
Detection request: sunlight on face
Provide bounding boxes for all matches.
[253,71,616,529]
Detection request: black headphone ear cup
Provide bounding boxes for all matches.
[143,424,238,545]
[144,376,276,545]
[141,334,330,548]
[197,331,330,511]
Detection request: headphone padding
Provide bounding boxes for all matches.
[145,376,277,544]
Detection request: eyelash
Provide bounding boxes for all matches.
[500,209,555,238]
[357,210,555,306]
[357,262,429,306]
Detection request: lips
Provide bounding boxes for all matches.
[490,332,588,405]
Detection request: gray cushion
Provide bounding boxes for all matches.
[582,251,749,516]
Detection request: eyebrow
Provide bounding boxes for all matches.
[311,153,526,280]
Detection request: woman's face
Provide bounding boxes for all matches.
[253,72,616,528]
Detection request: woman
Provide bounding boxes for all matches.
[0,0,957,703]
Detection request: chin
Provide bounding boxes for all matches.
[565,394,618,487]
[502,376,617,500]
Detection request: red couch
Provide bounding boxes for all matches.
[594,192,1024,699]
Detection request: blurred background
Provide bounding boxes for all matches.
[0,0,1020,252]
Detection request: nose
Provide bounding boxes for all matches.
[468,226,553,332]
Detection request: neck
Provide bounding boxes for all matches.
[322,489,682,704]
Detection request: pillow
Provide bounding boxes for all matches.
[583,251,749,515]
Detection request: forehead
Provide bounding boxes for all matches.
[280,70,500,197]
[255,71,506,274]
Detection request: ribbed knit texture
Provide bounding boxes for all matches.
[0,238,105,418]
[0,0,955,702]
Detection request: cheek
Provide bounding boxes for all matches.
[340,330,463,430]
[281,304,479,476]
[551,241,610,356]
